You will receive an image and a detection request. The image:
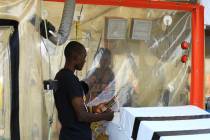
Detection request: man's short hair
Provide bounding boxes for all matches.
[64,41,85,59]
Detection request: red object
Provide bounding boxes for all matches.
[45,0,64,2]
[44,0,205,108]
[45,0,195,11]
[181,55,188,63]
[191,5,205,109]
[181,41,189,50]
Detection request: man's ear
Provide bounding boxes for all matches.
[74,54,81,62]
[71,55,80,65]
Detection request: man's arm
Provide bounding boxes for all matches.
[72,97,114,123]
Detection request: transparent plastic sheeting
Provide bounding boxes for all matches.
[0,2,192,140]
[39,5,192,140]
[0,0,50,140]
[0,0,38,21]
[41,38,68,140]
[71,5,192,108]
[0,0,63,140]
[0,27,12,140]
[69,5,192,140]
[17,3,51,140]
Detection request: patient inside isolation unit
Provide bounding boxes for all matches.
[84,48,115,140]
[85,47,137,109]
[85,48,115,103]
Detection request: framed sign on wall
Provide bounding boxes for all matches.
[130,19,152,41]
[105,18,128,40]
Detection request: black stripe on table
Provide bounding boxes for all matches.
[132,114,210,140]
[152,128,210,140]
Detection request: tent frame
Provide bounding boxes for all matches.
[46,0,205,108]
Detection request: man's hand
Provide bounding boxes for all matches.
[92,95,117,113]
[102,110,114,121]
[93,103,108,113]
[72,97,114,122]
[92,104,114,121]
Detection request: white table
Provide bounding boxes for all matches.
[107,106,210,140]
[138,118,210,140]
[107,113,133,140]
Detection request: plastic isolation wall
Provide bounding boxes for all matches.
[0,0,205,140]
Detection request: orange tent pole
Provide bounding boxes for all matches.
[45,0,194,11]
[44,0,205,108]
[191,5,205,108]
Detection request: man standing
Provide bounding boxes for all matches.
[54,41,114,140]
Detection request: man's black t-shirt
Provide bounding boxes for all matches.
[54,69,91,140]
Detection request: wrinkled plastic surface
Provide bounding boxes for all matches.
[0,2,193,140]
[0,0,50,140]
[0,0,37,21]
[72,5,192,108]
[0,27,12,140]
[70,5,192,140]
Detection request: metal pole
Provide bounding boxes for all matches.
[45,0,194,11]
[191,5,205,108]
